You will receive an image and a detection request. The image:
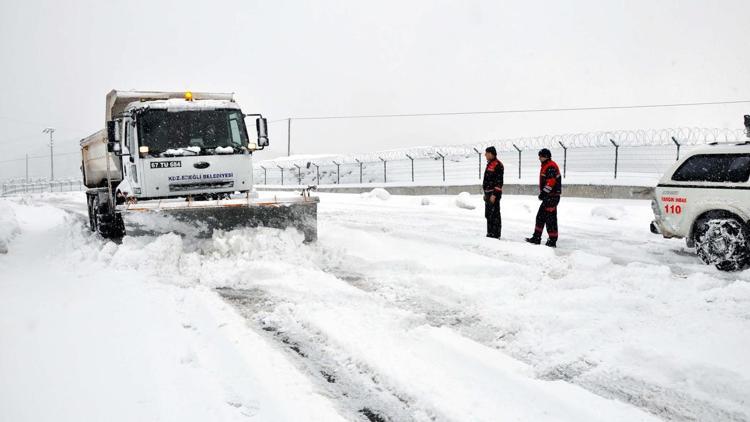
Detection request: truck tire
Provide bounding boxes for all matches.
[86,193,97,232]
[95,202,125,239]
[694,218,749,271]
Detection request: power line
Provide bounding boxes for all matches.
[0,115,90,133]
[287,99,750,121]
[0,150,79,164]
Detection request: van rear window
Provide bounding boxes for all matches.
[672,154,750,183]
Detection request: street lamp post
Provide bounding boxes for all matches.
[43,127,55,180]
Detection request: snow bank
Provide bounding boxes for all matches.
[0,200,20,254]
[591,205,626,220]
[0,196,347,422]
[361,188,391,201]
[455,192,476,210]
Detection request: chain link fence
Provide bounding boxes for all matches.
[1,178,85,197]
[2,127,747,195]
[256,127,748,187]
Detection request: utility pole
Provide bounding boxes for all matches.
[287,118,291,156]
[43,127,55,180]
[25,154,29,184]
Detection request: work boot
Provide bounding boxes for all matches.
[545,238,557,248]
[525,237,541,245]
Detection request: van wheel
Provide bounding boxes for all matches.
[694,218,749,271]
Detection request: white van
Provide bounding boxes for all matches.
[650,141,750,271]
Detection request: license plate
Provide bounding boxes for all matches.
[150,161,182,169]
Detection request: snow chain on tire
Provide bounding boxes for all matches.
[695,218,749,271]
[95,202,125,239]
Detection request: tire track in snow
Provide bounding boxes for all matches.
[319,223,749,422]
[216,286,446,422]
[324,205,745,282]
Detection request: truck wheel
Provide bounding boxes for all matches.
[86,194,97,232]
[95,203,125,239]
[694,218,749,271]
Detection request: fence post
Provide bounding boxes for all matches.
[277,165,284,185]
[405,154,415,182]
[354,159,363,183]
[332,161,340,184]
[558,142,568,178]
[378,157,387,183]
[609,139,619,179]
[671,136,681,161]
[312,163,320,185]
[473,148,482,179]
[435,152,446,182]
[294,164,302,185]
[512,144,522,179]
[260,166,267,185]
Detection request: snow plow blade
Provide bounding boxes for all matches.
[121,196,319,242]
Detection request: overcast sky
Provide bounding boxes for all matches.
[0,0,748,178]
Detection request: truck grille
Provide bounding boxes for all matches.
[169,181,234,192]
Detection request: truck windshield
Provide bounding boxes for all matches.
[137,109,248,155]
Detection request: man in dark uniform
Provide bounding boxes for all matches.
[526,148,561,247]
[483,146,504,238]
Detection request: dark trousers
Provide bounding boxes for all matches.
[484,193,502,238]
[533,196,560,240]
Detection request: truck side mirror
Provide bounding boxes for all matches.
[256,117,269,147]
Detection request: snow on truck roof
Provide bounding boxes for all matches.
[105,90,235,121]
[124,98,241,113]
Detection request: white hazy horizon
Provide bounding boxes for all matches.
[1,0,748,179]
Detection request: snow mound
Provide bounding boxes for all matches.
[421,197,431,206]
[455,192,476,210]
[0,200,21,254]
[361,188,391,201]
[591,205,626,221]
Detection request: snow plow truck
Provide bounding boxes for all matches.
[80,90,318,241]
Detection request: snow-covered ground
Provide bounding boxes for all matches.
[1,191,749,422]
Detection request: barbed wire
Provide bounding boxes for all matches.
[260,127,747,166]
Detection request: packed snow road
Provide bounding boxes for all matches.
[1,191,749,422]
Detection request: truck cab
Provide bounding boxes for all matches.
[651,141,750,271]
[106,91,266,201]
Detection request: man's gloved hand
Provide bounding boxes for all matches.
[538,192,546,201]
